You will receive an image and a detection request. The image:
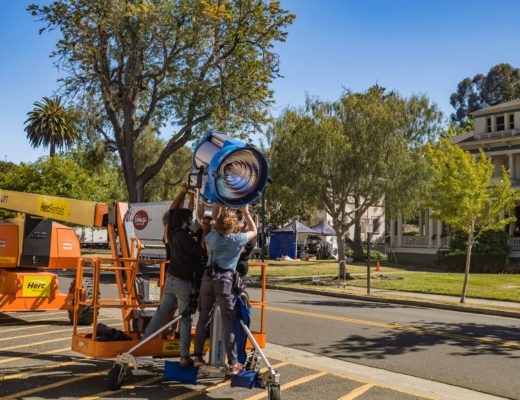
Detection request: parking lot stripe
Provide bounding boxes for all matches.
[1,359,82,381]
[0,322,58,334]
[1,368,111,400]
[0,346,71,365]
[266,306,520,350]
[245,371,327,400]
[79,375,163,400]
[0,317,120,342]
[338,383,374,400]
[0,311,67,320]
[168,361,290,400]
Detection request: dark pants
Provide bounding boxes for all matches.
[194,270,237,364]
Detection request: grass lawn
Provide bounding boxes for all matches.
[344,272,520,302]
[248,260,420,277]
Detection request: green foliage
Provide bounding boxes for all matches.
[29,0,295,201]
[345,247,387,262]
[0,153,125,204]
[450,63,520,124]
[268,86,442,270]
[425,139,519,237]
[450,229,509,253]
[442,119,473,139]
[24,96,79,156]
[444,251,509,273]
[134,129,192,201]
[425,138,519,301]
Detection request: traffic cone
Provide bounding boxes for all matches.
[375,260,381,272]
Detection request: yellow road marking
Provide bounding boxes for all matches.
[0,311,67,320]
[0,346,70,365]
[0,322,58,334]
[285,359,436,400]
[1,359,81,381]
[0,317,119,342]
[80,376,162,400]
[266,306,520,350]
[168,361,290,400]
[338,383,374,400]
[0,314,68,326]
[245,371,327,400]
[1,368,111,400]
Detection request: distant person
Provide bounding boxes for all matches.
[193,205,257,375]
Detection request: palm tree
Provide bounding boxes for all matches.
[24,96,79,156]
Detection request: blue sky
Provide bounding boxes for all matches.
[2,0,520,163]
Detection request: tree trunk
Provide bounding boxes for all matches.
[460,232,473,303]
[50,141,55,157]
[337,234,353,281]
[353,196,363,260]
[353,219,363,260]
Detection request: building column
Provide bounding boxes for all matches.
[428,209,433,248]
[418,210,423,237]
[390,218,395,246]
[509,153,514,180]
[499,211,505,221]
[437,220,442,248]
[397,213,403,247]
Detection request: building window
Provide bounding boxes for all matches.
[510,114,515,129]
[496,115,505,131]
[373,217,380,234]
[487,117,492,133]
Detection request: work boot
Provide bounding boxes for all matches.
[193,356,207,367]
[179,356,194,368]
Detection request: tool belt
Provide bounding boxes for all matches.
[206,262,232,279]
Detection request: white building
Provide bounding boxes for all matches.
[391,99,520,265]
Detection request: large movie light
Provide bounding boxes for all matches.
[191,132,269,206]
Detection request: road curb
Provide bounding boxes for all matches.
[260,284,520,319]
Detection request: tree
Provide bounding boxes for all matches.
[450,63,520,124]
[24,96,79,156]
[442,119,473,139]
[29,0,295,202]
[133,128,192,201]
[269,86,442,279]
[425,139,519,303]
[0,153,126,204]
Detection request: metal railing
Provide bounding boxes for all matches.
[508,237,520,251]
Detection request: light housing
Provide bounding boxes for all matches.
[191,132,269,206]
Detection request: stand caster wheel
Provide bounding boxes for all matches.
[107,363,128,390]
[268,384,281,400]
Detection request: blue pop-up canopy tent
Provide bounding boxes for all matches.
[311,221,336,236]
[269,220,317,259]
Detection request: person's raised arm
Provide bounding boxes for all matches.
[241,205,257,242]
[187,192,195,211]
[193,202,206,233]
[170,183,189,210]
[211,204,223,221]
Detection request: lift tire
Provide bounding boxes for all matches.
[107,363,127,390]
[68,277,95,325]
[268,384,281,400]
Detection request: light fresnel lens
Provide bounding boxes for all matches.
[215,149,268,205]
[191,132,269,206]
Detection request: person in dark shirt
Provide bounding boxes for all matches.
[143,190,202,368]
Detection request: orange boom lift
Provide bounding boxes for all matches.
[0,189,108,323]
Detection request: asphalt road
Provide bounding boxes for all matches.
[249,287,520,400]
[0,275,517,399]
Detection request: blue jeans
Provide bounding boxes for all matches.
[194,271,238,364]
[143,274,192,358]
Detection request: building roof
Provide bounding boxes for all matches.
[449,130,475,144]
[471,99,520,117]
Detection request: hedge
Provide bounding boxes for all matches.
[444,251,509,273]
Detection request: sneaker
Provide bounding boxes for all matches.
[225,362,243,376]
[193,356,207,367]
[179,356,194,368]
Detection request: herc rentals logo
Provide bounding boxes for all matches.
[37,196,70,219]
[22,275,52,297]
[133,210,149,230]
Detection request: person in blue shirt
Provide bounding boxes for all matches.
[193,204,257,375]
